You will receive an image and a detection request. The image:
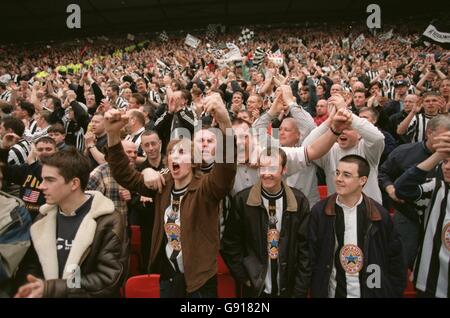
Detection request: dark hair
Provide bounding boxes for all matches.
[339,154,370,178]
[40,147,90,191]
[48,96,62,110]
[108,84,120,94]
[35,136,57,147]
[141,129,160,139]
[47,123,66,134]
[1,117,25,136]
[353,88,366,95]
[131,93,145,105]
[180,89,192,106]
[394,72,406,79]
[369,82,382,91]
[18,101,35,118]
[231,117,251,128]
[0,103,14,115]
[259,147,288,169]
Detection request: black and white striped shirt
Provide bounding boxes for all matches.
[366,70,379,82]
[110,96,129,110]
[8,139,31,166]
[125,127,145,156]
[0,90,12,102]
[396,165,450,298]
[415,176,449,298]
[27,119,38,135]
[385,85,417,100]
[407,114,434,143]
[148,90,162,104]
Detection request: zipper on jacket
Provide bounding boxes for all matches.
[361,222,373,298]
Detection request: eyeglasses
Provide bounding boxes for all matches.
[334,170,360,179]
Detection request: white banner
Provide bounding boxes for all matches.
[185,34,201,48]
[342,37,350,49]
[351,33,365,50]
[423,24,450,44]
[379,29,394,41]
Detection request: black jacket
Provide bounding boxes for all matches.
[221,181,311,297]
[378,141,434,221]
[309,194,406,298]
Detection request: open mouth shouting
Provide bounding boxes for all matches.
[172,162,181,173]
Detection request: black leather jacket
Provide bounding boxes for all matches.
[222,181,311,297]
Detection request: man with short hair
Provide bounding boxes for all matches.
[15,148,128,298]
[23,110,51,143]
[0,117,30,166]
[222,147,311,298]
[350,89,367,115]
[378,116,450,269]
[84,113,107,170]
[0,135,57,219]
[389,94,418,144]
[398,92,442,143]
[14,101,37,137]
[303,99,385,204]
[394,141,450,298]
[87,139,138,220]
[125,110,146,158]
[246,94,263,123]
[132,130,164,270]
[314,99,329,126]
[106,84,128,110]
[358,107,397,164]
[48,123,69,151]
[309,155,405,298]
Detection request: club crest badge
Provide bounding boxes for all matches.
[165,223,182,251]
[267,229,280,260]
[340,244,364,274]
[443,223,450,252]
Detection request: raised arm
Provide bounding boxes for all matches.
[104,110,156,197]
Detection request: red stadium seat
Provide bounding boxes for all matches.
[130,225,142,276]
[318,185,328,200]
[125,274,160,298]
[403,270,416,298]
[217,254,237,298]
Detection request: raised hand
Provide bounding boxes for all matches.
[331,108,352,133]
[104,109,129,134]
[1,133,21,149]
[142,168,166,193]
[204,93,230,129]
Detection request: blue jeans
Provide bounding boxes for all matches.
[393,210,420,270]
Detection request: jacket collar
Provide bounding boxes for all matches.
[246,180,297,212]
[324,193,382,221]
[30,191,115,280]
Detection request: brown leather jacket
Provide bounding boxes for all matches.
[16,191,129,298]
[106,135,236,293]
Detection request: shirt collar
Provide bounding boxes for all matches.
[336,194,363,210]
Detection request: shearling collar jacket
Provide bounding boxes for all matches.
[16,191,129,298]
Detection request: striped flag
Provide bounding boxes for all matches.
[23,189,40,203]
